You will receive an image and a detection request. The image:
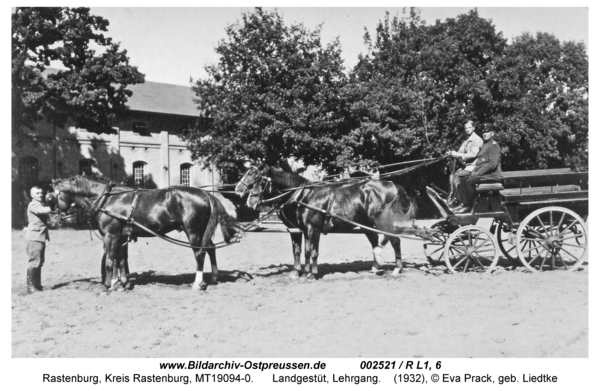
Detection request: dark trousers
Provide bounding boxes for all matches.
[455,173,490,207]
[451,169,472,201]
[27,240,45,268]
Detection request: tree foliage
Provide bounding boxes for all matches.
[12,7,145,139]
[184,8,587,178]
[343,9,587,171]
[182,8,349,181]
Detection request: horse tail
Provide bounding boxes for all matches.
[206,192,241,244]
[201,193,220,247]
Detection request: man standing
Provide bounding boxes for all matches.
[447,120,483,205]
[452,124,502,214]
[26,186,52,294]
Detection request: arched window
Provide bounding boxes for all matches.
[19,156,39,185]
[180,163,192,186]
[133,161,146,188]
[79,159,96,176]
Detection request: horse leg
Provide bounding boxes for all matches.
[118,242,129,287]
[192,247,208,291]
[366,232,385,273]
[304,227,321,280]
[289,231,303,279]
[101,252,107,286]
[387,236,403,275]
[207,244,218,285]
[103,234,120,290]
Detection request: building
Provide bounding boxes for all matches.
[12,76,220,227]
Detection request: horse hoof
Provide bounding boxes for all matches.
[306,273,316,281]
[391,268,402,276]
[289,271,300,280]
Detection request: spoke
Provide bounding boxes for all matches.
[462,258,470,272]
[555,212,566,237]
[467,230,472,246]
[539,252,549,270]
[551,253,556,270]
[559,247,583,262]
[474,238,491,251]
[561,243,587,249]
[536,214,550,235]
[560,233,586,241]
[526,228,546,240]
[522,243,548,254]
[526,248,548,267]
[556,253,568,268]
[429,246,444,256]
[558,219,578,238]
[449,244,468,253]
[473,229,482,244]
[504,243,517,253]
[520,238,548,243]
[549,211,553,236]
[473,257,486,271]
[453,255,468,269]
[475,243,496,251]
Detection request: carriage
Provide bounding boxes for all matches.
[236,162,589,276]
[421,167,588,273]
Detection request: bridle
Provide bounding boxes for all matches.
[52,180,116,226]
[238,166,272,196]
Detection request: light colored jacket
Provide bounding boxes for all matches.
[458,133,483,171]
[26,199,52,242]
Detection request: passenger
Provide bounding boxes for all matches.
[446,120,483,206]
[452,123,502,214]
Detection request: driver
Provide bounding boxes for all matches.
[25,186,54,294]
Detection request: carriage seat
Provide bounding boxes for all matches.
[500,184,581,197]
[476,183,504,193]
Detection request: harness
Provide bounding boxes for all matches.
[238,156,449,239]
[55,183,241,251]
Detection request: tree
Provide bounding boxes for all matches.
[341,9,507,169]
[488,32,588,171]
[182,8,349,181]
[342,9,587,172]
[12,7,145,140]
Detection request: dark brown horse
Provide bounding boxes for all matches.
[52,176,238,290]
[235,164,417,279]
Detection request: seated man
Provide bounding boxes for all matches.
[452,123,502,214]
[446,120,483,206]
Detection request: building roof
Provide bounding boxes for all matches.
[126,81,199,117]
[42,68,200,117]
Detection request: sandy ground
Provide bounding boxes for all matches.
[12,224,587,358]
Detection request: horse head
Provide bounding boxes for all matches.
[235,163,273,209]
[51,178,77,215]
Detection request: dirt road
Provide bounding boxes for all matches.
[12,227,587,358]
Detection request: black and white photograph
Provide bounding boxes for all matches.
[8,2,594,387]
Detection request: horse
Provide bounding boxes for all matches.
[52,176,239,291]
[235,163,418,279]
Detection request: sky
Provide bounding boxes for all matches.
[86,6,589,87]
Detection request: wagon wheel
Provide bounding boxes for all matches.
[423,231,450,265]
[491,221,519,265]
[444,225,499,273]
[516,207,588,272]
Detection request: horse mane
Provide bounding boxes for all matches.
[269,166,310,189]
[57,175,123,197]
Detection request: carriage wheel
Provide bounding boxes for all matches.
[516,207,588,272]
[492,221,519,264]
[444,226,499,273]
[423,231,450,265]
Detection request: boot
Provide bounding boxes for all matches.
[27,268,41,294]
[34,267,44,291]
